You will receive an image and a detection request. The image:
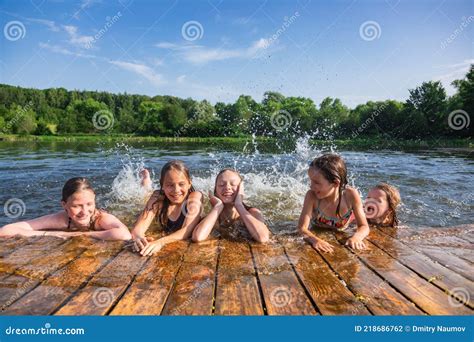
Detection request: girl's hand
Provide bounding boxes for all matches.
[132,233,153,252]
[345,234,366,250]
[208,191,224,210]
[235,182,244,207]
[311,238,334,253]
[140,239,163,256]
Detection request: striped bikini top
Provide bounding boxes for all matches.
[311,199,354,230]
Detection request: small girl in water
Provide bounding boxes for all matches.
[131,160,203,256]
[192,168,270,243]
[0,177,131,240]
[298,154,369,253]
[364,183,401,227]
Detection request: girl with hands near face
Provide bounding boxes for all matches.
[298,154,370,253]
[131,160,203,256]
[192,169,270,243]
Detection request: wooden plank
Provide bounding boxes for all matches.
[1,240,124,315]
[0,236,38,257]
[368,228,474,308]
[0,237,88,312]
[214,239,264,315]
[0,237,67,275]
[283,238,370,315]
[161,239,219,315]
[377,226,474,281]
[380,224,474,240]
[251,242,317,315]
[110,241,189,315]
[405,235,473,263]
[335,231,473,315]
[54,249,149,315]
[319,232,424,315]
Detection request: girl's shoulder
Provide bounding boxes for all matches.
[93,210,125,230]
[343,186,362,203]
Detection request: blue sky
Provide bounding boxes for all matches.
[0,0,472,107]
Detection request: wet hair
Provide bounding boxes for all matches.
[149,160,195,227]
[61,177,96,202]
[214,168,252,212]
[309,154,348,218]
[372,183,401,227]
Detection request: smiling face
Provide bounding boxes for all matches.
[365,188,390,222]
[162,169,192,205]
[215,170,241,204]
[308,167,339,199]
[61,189,96,227]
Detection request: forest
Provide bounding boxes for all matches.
[0,65,472,139]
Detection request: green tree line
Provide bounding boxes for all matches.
[0,65,472,139]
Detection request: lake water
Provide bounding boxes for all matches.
[0,137,473,231]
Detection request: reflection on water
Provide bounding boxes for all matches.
[0,137,473,231]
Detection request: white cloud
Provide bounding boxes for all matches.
[155,38,272,64]
[177,75,186,83]
[109,60,165,86]
[39,42,96,58]
[63,25,94,49]
[28,18,60,32]
[434,59,473,94]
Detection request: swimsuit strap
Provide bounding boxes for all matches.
[67,210,99,231]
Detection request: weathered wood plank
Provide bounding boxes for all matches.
[283,238,370,315]
[335,232,473,315]
[251,242,317,315]
[214,239,264,315]
[1,240,124,315]
[161,239,219,315]
[54,249,149,315]
[0,237,89,313]
[319,232,424,315]
[110,241,189,315]
[404,235,473,263]
[0,236,38,257]
[0,237,67,275]
[368,228,474,309]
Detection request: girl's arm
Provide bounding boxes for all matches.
[0,212,68,237]
[92,212,132,240]
[192,192,223,242]
[345,188,370,250]
[298,191,334,253]
[131,191,161,250]
[235,205,269,243]
[232,181,269,243]
[140,192,203,256]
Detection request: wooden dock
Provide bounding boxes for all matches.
[0,224,472,315]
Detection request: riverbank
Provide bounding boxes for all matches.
[0,134,472,150]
